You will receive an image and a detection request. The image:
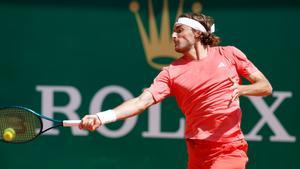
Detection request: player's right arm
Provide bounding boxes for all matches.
[79,91,155,131]
[113,91,155,120]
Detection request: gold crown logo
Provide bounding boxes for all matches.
[129,0,203,70]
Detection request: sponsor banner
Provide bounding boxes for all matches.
[0,1,298,169]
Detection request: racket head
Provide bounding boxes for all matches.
[0,106,43,143]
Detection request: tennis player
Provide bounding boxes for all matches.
[79,13,272,169]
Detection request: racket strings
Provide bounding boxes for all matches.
[0,108,42,143]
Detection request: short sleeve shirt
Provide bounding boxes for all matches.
[145,46,258,142]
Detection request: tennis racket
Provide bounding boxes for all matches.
[0,106,81,144]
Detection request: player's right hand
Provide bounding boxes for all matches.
[79,115,101,131]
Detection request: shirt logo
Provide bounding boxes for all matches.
[218,62,226,68]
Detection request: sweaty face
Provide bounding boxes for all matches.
[172,24,197,53]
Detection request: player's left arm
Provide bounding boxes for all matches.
[237,70,273,96]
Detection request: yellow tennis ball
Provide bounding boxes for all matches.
[3,128,16,142]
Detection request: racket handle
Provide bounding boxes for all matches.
[63,120,81,127]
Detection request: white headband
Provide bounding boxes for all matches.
[175,17,215,33]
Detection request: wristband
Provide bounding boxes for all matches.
[96,110,117,124]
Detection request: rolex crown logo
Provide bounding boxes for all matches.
[129,0,203,70]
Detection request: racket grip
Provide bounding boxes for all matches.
[63,120,81,127]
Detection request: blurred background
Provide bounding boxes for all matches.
[0,0,299,168]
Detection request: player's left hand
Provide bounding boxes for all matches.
[228,77,240,107]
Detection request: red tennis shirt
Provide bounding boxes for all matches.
[145,46,258,142]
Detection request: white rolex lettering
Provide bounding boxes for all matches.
[245,91,296,142]
[142,102,185,138]
[36,85,87,136]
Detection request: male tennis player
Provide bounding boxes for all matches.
[79,13,272,169]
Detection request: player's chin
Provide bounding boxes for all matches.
[174,47,184,53]
[174,46,188,53]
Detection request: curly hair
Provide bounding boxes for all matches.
[177,13,221,46]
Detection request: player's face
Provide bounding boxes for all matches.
[172,24,197,53]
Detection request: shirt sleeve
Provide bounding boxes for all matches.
[144,67,172,103]
[229,46,258,78]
